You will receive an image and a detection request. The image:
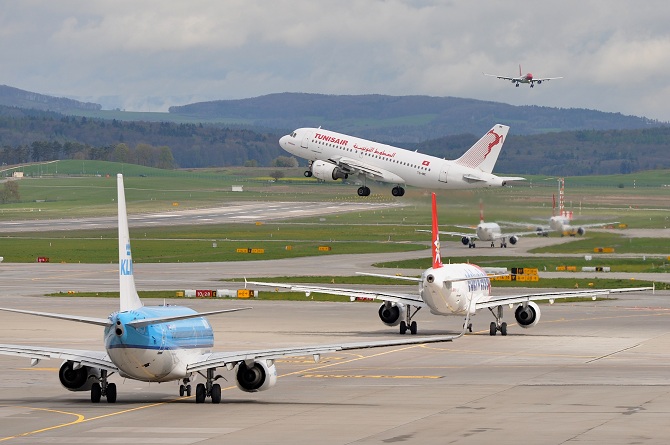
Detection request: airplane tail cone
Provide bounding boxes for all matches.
[431,193,443,269]
[117,174,143,312]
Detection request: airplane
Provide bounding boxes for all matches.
[279,124,525,197]
[248,193,652,336]
[508,178,618,237]
[429,200,539,248]
[0,174,469,404]
[484,64,563,88]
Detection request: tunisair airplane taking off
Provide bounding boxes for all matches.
[249,193,652,336]
[0,175,468,404]
[279,124,524,196]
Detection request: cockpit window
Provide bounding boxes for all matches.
[291,132,297,138]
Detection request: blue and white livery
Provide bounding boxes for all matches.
[0,175,468,404]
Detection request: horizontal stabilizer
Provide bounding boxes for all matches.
[127,307,252,328]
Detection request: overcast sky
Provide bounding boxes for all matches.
[2,1,670,122]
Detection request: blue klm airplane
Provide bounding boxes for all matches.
[0,174,467,404]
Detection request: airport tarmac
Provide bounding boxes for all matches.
[0,288,669,444]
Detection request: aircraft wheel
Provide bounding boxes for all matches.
[410,321,417,335]
[106,383,117,403]
[91,383,101,403]
[489,322,497,336]
[468,323,473,333]
[211,384,222,404]
[357,186,370,197]
[195,383,206,403]
[500,322,508,336]
[179,385,186,397]
[400,321,407,335]
[304,170,312,177]
[391,186,401,197]
[186,385,192,397]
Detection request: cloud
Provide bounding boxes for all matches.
[1,1,670,121]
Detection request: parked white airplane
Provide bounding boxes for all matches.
[249,193,652,336]
[280,124,524,196]
[484,64,563,88]
[432,201,538,248]
[0,175,467,404]
[509,179,618,237]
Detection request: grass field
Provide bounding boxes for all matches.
[1,161,668,266]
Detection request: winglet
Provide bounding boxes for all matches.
[117,174,143,312]
[431,193,443,269]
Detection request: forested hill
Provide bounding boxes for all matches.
[168,92,663,142]
[1,105,669,176]
[0,85,101,113]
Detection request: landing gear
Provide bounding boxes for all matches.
[391,186,405,197]
[488,305,508,336]
[500,242,507,248]
[468,242,476,248]
[195,368,225,404]
[179,378,192,397]
[91,369,117,403]
[399,305,421,335]
[304,170,312,177]
[357,186,371,197]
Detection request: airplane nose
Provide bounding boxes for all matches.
[278,135,289,148]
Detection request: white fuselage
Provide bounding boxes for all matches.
[419,263,491,316]
[280,129,508,190]
[476,222,502,242]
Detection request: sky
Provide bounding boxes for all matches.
[2,1,670,122]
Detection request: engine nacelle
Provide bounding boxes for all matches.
[577,227,586,236]
[58,360,100,392]
[509,236,518,245]
[461,236,471,246]
[514,301,541,328]
[235,360,277,393]
[378,302,406,327]
[311,160,348,182]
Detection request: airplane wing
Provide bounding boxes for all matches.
[532,77,563,82]
[245,280,425,306]
[475,286,653,310]
[483,73,516,81]
[438,230,478,240]
[0,344,118,372]
[329,156,405,184]
[186,319,469,373]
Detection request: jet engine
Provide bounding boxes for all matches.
[514,301,541,328]
[58,360,101,392]
[509,236,518,245]
[461,236,472,246]
[378,302,406,327]
[235,360,277,392]
[311,160,348,181]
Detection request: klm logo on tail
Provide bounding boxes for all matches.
[121,243,133,276]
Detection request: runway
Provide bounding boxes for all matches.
[0,289,669,444]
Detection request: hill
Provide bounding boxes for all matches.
[0,85,101,113]
[168,92,664,142]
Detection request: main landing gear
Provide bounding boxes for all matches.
[488,305,507,336]
[91,369,117,403]
[493,241,508,248]
[357,186,371,196]
[399,305,421,335]
[195,368,224,404]
[391,186,405,197]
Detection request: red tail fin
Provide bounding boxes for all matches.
[431,193,443,269]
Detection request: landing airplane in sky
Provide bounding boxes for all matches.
[279,124,524,196]
[0,175,467,404]
[484,65,563,88]
[249,193,651,336]
[431,201,539,248]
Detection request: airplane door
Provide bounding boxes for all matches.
[438,165,449,183]
[301,134,310,149]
